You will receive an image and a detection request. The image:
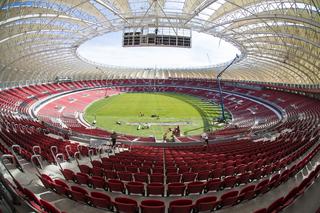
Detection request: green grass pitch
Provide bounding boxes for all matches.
[84,92,225,139]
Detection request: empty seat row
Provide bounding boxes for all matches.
[254,163,320,213]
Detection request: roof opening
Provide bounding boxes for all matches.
[77,31,241,69]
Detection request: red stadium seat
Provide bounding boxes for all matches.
[23,188,41,206]
[140,166,152,174]
[114,163,126,172]
[40,174,53,182]
[167,183,186,196]
[101,157,110,164]
[126,181,145,195]
[269,174,281,188]
[105,170,118,179]
[222,176,237,188]
[118,171,133,181]
[239,185,256,201]
[140,199,165,213]
[134,172,149,183]
[91,160,102,168]
[197,170,210,181]
[225,166,235,176]
[238,172,250,184]
[194,196,218,212]
[262,165,273,177]
[61,169,75,181]
[127,165,139,173]
[102,163,114,171]
[178,166,190,174]
[211,168,223,179]
[166,166,178,174]
[205,178,221,192]
[220,190,239,207]
[236,164,247,174]
[267,197,283,213]
[113,197,139,213]
[182,172,197,182]
[250,169,263,181]
[107,179,125,193]
[79,164,91,175]
[297,177,313,196]
[166,173,181,183]
[91,176,107,190]
[253,208,267,213]
[92,167,104,177]
[40,199,61,213]
[69,186,88,203]
[75,172,91,186]
[168,199,193,213]
[282,187,298,209]
[39,174,53,189]
[53,179,69,196]
[150,173,164,183]
[88,191,112,210]
[186,181,206,195]
[147,183,165,196]
[152,166,164,174]
[279,169,290,183]
[255,179,270,195]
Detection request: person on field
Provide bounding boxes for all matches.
[173,125,180,137]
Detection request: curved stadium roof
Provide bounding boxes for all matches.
[0,0,319,84]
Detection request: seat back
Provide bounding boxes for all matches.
[23,188,40,205]
[90,192,111,209]
[114,197,138,213]
[61,169,75,181]
[267,197,284,212]
[195,196,218,212]
[140,200,165,213]
[169,199,193,213]
[40,199,61,213]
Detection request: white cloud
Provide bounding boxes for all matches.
[78,31,240,68]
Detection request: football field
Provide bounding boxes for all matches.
[84,92,225,139]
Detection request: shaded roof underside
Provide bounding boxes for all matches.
[0,0,319,84]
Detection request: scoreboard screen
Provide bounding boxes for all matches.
[123,27,191,48]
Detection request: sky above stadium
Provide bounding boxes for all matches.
[78,31,240,69]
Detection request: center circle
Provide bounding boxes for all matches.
[84,92,227,139]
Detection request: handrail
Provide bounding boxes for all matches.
[74,151,80,166]
[88,149,93,162]
[97,146,104,158]
[129,139,135,152]
[9,145,24,172]
[11,145,21,155]
[1,154,17,180]
[65,145,71,160]
[77,144,82,153]
[50,146,58,164]
[0,154,22,206]
[55,153,65,171]
[101,144,109,158]
[32,146,41,155]
[31,154,43,175]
